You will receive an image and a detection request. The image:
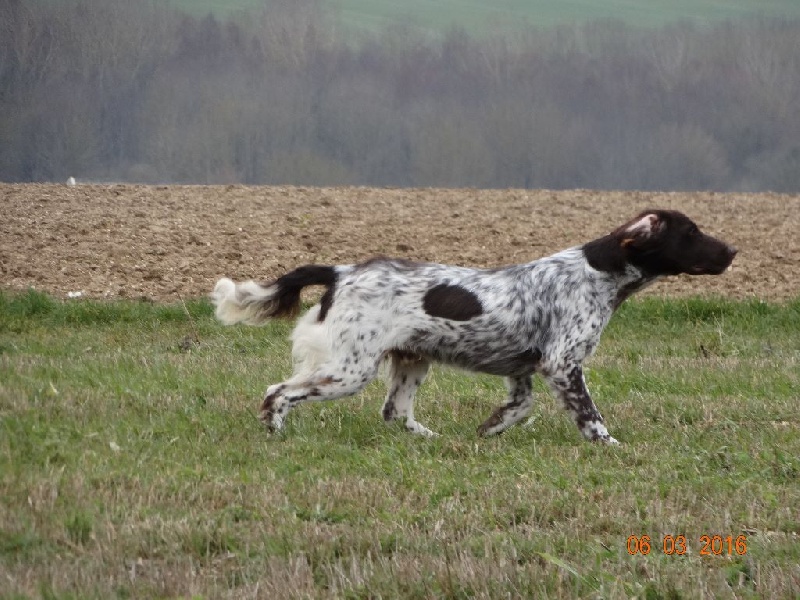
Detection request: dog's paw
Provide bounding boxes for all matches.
[476,412,506,437]
[259,389,286,433]
[260,385,285,415]
[405,420,439,437]
[258,407,274,427]
[259,409,285,433]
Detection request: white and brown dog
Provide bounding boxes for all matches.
[212,209,736,444]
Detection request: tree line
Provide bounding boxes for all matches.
[2,0,799,191]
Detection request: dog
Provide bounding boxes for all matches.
[212,209,736,444]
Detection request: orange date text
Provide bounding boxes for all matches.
[626,535,747,556]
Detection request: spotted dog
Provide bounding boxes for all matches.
[212,209,736,444]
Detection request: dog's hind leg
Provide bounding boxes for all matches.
[382,351,435,436]
[476,375,534,437]
[260,359,382,431]
[542,365,619,445]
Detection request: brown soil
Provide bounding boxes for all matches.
[1,183,798,302]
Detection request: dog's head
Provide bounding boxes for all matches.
[585,210,737,276]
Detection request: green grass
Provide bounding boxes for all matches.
[2,289,799,598]
[170,0,800,31]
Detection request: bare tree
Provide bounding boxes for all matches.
[1,0,799,191]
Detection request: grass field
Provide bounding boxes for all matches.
[169,0,800,31]
[1,290,799,598]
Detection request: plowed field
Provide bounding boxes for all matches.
[2,184,798,302]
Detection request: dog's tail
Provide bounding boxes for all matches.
[211,265,339,325]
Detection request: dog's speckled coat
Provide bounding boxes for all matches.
[212,209,736,443]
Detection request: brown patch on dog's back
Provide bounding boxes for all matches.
[422,284,483,321]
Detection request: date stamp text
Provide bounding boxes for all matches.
[626,535,747,556]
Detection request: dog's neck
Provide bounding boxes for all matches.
[581,233,630,273]
[611,272,660,309]
[581,235,661,308]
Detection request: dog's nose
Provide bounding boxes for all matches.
[728,246,738,259]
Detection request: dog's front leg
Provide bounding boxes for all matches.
[543,365,619,445]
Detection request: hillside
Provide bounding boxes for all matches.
[173,0,800,31]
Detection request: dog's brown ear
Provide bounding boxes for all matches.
[620,212,664,248]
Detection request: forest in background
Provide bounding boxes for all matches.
[1,0,799,191]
